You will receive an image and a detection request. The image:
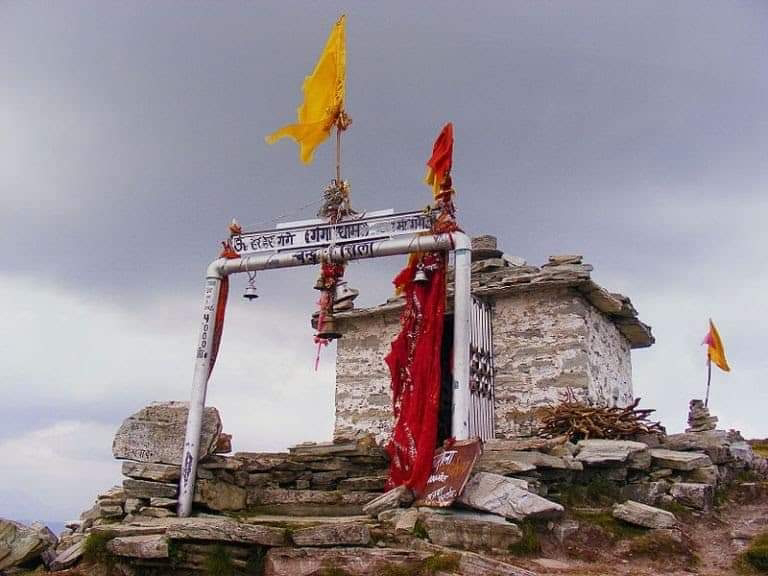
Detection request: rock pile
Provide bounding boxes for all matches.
[686,399,718,432]
[11,400,767,576]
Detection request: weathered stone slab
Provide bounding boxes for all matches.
[112,402,222,465]
[149,497,178,509]
[619,481,670,506]
[122,460,181,482]
[421,509,522,550]
[290,523,371,547]
[669,482,713,510]
[123,478,178,499]
[484,436,569,452]
[0,519,57,570]
[194,479,246,511]
[686,465,719,486]
[362,485,414,517]
[394,508,419,534]
[107,535,168,559]
[137,507,175,518]
[338,475,388,491]
[264,547,431,576]
[650,449,712,471]
[49,541,84,571]
[97,503,124,518]
[166,518,287,547]
[412,540,537,576]
[612,500,677,529]
[576,439,650,468]
[457,472,564,521]
[90,523,170,538]
[239,515,370,528]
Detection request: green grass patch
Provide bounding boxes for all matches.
[411,519,429,540]
[551,476,620,507]
[744,532,768,572]
[204,544,234,576]
[82,532,117,569]
[508,519,542,556]
[749,439,768,459]
[569,509,646,539]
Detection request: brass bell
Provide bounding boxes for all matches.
[413,264,429,283]
[315,313,342,340]
[333,280,359,309]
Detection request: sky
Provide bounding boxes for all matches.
[1,1,766,523]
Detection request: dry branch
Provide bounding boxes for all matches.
[535,388,664,442]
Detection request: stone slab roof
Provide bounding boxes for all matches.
[335,254,654,349]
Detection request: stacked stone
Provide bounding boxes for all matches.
[686,399,718,432]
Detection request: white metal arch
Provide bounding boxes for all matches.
[178,230,472,517]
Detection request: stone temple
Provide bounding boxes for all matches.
[333,235,654,443]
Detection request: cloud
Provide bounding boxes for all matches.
[0,274,337,520]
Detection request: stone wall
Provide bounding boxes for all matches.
[333,254,649,441]
[492,287,634,437]
[334,308,401,444]
[583,302,633,408]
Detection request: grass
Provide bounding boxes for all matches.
[411,519,429,540]
[551,476,620,507]
[375,553,461,576]
[508,519,542,556]
[204,544,234,576]
[744,532,768,572]
[82,532,117,570]
[568,509,646,540]
[749,439,768,459]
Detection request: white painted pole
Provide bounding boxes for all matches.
[451,233,472,440]
[178,273,221,517]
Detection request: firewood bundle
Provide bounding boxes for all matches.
[536,389,664,441]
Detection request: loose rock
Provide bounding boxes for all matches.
[612,500,678,529]
[457,472,564,521]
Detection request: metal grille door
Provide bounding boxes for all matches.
[469,296,495,440]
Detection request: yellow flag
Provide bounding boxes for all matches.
[266,15,346,164]
[704,319,730,372]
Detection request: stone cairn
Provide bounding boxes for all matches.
[6,399,767,576]
[686,399,718,432]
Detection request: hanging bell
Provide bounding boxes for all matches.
[333,280,359,310]
[315,313,342,340]
[413,265,429,283]
[243,285,259,300]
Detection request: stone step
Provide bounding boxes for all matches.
[263,547,433,576]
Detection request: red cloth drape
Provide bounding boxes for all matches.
[209,243,239,377]
[385,252,446,494]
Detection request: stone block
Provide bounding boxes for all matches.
[685,465,719,486]
[123,478,178,499]
[612,500,677,529]
[193,479,246,512]
[421,509,522,550]
[291,523,371,547]
[122,460,181,482]
[619,481,670,506]
[575,439,649,468]
[107,535,168,559]
[650,449,712,471]
[112,401,222,465]
[264,547,432,576]
[669,482,713,510]
[48,541,84,571]
[457,472,564,521]
[362,486,414,517]
[166,517,287,547]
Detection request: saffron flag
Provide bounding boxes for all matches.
[425,122,453,199]
[266,15,346,164]
[703,319,730,372]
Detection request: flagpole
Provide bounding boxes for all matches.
[336,121,342,183]
[705,359,712,408]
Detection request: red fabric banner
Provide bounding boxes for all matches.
[209,243,239,377]
[385,252,446,494]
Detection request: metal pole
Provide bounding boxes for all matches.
[704,360,712,408]
[178,275,222,517]
[452,234,472,440]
